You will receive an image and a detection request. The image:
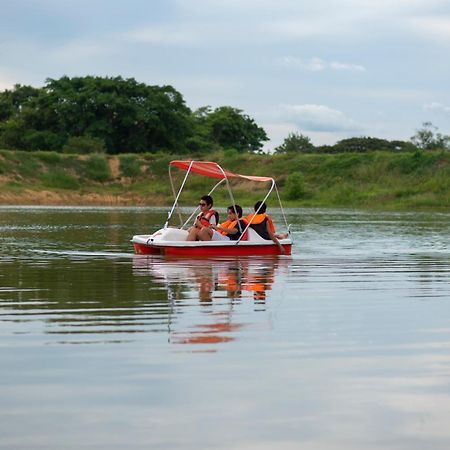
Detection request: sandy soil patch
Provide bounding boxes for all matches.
[108,157,120,178]
[0,189,167,206]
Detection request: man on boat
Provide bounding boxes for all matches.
[187,195,219,241]
[189,205,248,242]
[246,201,287,254]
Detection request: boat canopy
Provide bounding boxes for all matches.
[170,160,273,183]
[166,160,289,240]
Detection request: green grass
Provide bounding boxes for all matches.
[39,170,80,190]
[0,148,449,210]
[35,151,62,164]
[2,150,43,177]
[119,154,141,177]
[83,154,111,182]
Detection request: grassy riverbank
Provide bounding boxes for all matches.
[0,148,449,210]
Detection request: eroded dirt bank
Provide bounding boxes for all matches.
[0,190,166,206]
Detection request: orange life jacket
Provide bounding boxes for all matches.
[197,209,219,228]
[218,218,248,240]
[246,213,275,233]
[218,219,234,235]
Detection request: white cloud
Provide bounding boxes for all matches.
[279,104,363,133]
[329,61,366,72]
[168,76,245,110]
[424,102,450,114]
[277,56,365,72]
[277,56,325,71]
[262,122,297,151]
[173,0,450,46]
[262,121,346,151]
[409,17,450,43]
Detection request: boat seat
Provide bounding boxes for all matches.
[246,228,269,243]
[153,228,189,242]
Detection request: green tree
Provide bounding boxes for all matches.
[197,106,268,152]
[411,122,450,150]
[331,137,391,153]
[0,84,40,122]
[42,76,192,153]
[0,76,193,153]
[186,106,217,153]
[0,77,270,154]
[317,137,417,153]
[275,132,314,153]
[62,135,106,154]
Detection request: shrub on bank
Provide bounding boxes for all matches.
[40,170,80,189]
[63,135,106,154]
[119,154,141,177]
[83,154,111,182]
[285,172,305,200]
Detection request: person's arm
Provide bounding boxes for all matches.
[267,222,285,254]
[194,213,203,228]
[212,223,237,235]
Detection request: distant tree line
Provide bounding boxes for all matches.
[1,76,449,155]
[0,76,268,154]
[275,123,450,154]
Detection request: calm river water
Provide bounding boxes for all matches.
[1,206,450,450]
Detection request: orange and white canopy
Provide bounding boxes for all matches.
[170,160,273,183]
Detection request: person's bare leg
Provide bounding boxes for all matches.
[187,227,200,241]
[198,227,213,241]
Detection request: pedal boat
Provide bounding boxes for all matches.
[132,160,293,257]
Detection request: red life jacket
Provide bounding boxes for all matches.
[197,209,219,228]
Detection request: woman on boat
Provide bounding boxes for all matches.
[187,195,219,241]
[192,205,248,242]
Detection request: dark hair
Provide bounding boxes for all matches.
[254,201,266,214]
[228,204,243,218]
[201,195,213,207]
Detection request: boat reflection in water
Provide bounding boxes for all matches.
[132,255,291,351]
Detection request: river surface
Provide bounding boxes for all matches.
[1,206,450,450]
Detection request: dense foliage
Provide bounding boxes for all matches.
[276,135,419,154]
[0,76,268,154]
[275,125,449,154]
[411,122,450,151]
[274,132,314,153]
[1,76,448,155]
[316,137,418,153]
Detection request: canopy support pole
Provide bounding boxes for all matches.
[274,183,290,234]
[180,178,226,229]
[165,161,194,229]
[220,169,243,234]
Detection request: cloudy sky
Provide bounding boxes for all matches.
[1,0,450,150]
